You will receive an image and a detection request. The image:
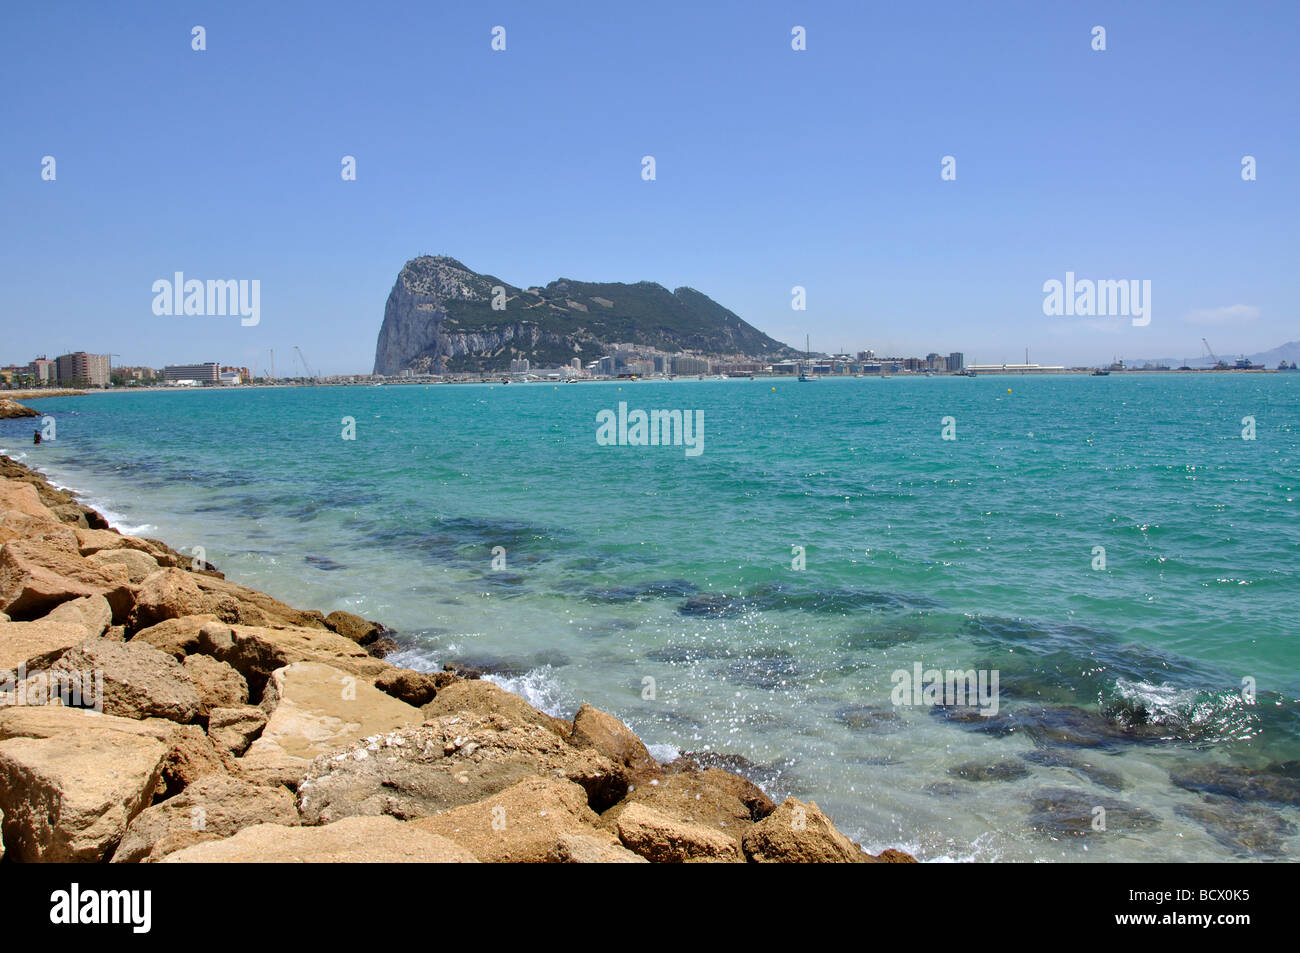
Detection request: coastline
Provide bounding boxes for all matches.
[0,452,915,863]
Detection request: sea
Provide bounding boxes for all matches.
[3,373,1297,862]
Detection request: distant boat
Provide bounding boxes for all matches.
[1092,368,1110,376]
[799,334,815,381]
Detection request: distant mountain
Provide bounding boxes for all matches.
[373,256,791,375]
[1131,340,1300,369]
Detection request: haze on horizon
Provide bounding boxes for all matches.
[1,0,1296,375]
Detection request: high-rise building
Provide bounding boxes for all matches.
[509,358,530,373]
[947,352,965,372]
[29,357,56,384]
[163,362,221,384]
[55,352,110,387]
[671,356,710,375]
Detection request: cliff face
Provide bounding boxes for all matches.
[372,256,789,375]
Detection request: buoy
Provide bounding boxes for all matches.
[1007,388,1012,393]
[771,387,775,391]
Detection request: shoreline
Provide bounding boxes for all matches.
[0,452,915,863]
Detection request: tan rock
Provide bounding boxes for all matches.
[191,575,331,630]
[130,614,220,659]
[113,773,298,863]
[207,705,267,756]
[411,776,626,863]
[0,728,166,861]
[199,621,390,696]
[0,619,92,674]
[158,723,229,797]
[238,661,420,789]
[74,528,165,559]
[741,797,871,863]
[373,666,452,707]
[324,610,385,645]
[130,568,208,629]
[547,832,648,863]
[182,653,248,717]
[615,801,744,863]
[161,815,479,863]
[569,703,660,778]
[0,537,133,619]
[87,547,159,584]
[0,481,53,520]
[295,713,627,825]
[42,593,112,638]
[421,678,568,737]
[0,510,68,548]
[49,640,200,722]
[602,766,773,850]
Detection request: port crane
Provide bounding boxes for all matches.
[1202,338,1229,370]
[294,346,316,380]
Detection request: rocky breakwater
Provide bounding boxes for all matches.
[0,454,915,863]
[0,399,40,420]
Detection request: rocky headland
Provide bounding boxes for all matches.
[0,453,914,863]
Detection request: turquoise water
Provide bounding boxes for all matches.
[4,374,1298,861]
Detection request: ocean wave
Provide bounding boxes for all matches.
[1101,678,1258,745]
[484,666,571,719]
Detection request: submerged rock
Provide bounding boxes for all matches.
[835,704,903,733]
[947,760,1030,782]
[1169,762,1300,808]
[1028,786,1160,839]
[1176,795,1297,857]
[1021,749,1127,791]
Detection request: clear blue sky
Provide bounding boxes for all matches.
[2,0,1296,373]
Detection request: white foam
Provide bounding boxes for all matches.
[484,667,570,719]
[646,743,681,764]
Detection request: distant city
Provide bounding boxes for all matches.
[3,345,1295,391]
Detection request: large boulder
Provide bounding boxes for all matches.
[296,712,628,825]
[49,640,200,723]
[741,797,872,863]
[236,661,420,789]
[113,774,298,863]
[198,622,389,699]
[207,705,268,756]
[615,801,744,863]
[130,614,220,659]
[324,610,385,645]
[130,568,209,629]
[0,481,52,520]
[410,776,633,863]
[0,536,133,619]
[421,678,568,737]
[182,654,248,717]
[602,765,775,852]
[87,548,160,584]
[0,718,167,861]
[569,703,660,778]
[161,815,479,863]
[42,593,113,638]
[191,575,332,630]
[373,667,453,707]
[0,619,92,675]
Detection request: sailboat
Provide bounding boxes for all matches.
[799,335,815,381]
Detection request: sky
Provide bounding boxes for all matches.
[2,0,1297,374]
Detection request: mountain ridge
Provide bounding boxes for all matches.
[372,256,791,375]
